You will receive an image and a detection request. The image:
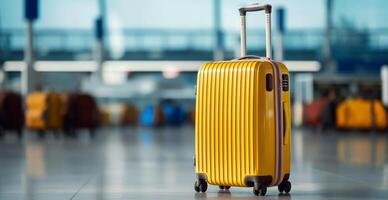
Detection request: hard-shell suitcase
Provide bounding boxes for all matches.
[336,98,387,130]
[119,104,138,126]
[26,92,63,131]
[303,98,328,127]
[194,4,291,196]
[63,93,99,135]
[0,91,24,138]
[140,104,164,126]
[161,100,186,126]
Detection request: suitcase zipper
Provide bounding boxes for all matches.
[269,61,284,186]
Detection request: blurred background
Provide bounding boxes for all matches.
[0,0,387,199]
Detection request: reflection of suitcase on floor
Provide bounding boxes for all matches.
[26,92,63,131]
[336,98,388,130]
[194,4,291,196]
[0,91,24,138]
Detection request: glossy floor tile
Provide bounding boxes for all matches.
[0,127,387,200]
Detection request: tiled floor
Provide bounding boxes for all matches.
[0,126,387,200]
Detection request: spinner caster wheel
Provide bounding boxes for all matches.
[194,181,200,192]
[219,186,230,190]
[253,185,267,196]
[194,180,208,193]
[278,181,292,194]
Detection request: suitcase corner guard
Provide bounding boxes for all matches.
[244,175,272,187]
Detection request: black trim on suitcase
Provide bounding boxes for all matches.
[244,175,273,187]
[197,173,208,182]
[282,74,289,91]
[279,173,290,185]
[269,61,284,186]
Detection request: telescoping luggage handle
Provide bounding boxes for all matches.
[240,3,286,187]
[239,3,272,59]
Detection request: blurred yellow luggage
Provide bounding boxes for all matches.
[336,98,388,130]
[26,92,63,131]
[194,4,291,196]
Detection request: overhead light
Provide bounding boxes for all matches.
[2,60,321,73]
[3,61,25,71]
[162,67,180,79]
[284,61,321,72]
[103,71,127,85]
[3,61,96,72]
[102,61,204,72]
[35,61,96,72]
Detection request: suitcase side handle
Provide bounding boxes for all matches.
[283,101,290,145]
[239,3,272,59]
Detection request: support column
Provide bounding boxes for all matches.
[381,66,388,106]
[213,0,224,60]
[22,20,38,94]
[323,0,336,73]
[274,8,285,61]
[293,73,314,127]
[93,0,107,83]
[22,0,39,95]
[93,17,104,82]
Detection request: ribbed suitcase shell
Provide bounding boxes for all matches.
[195,60,291,187]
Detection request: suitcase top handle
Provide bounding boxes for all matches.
[239,3,272,59]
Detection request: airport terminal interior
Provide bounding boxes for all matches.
[0,0,388,199]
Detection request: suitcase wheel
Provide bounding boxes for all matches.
[219,186,231,190]
[89,128,96,138]
[17,129,23,139]
[193,155,196,167]
[37,131,46,138]
[194,180,207,193]
[278,181,292,194]
[253,185,267,196]
[0,127,4,139]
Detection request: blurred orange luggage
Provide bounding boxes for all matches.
[0,91,24,138]
[26,92,64,131]
[336,98,388,130]
[303,98,328,127]
[119,104,138,126]
[188,107,195,125]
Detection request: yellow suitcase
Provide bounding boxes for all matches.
[194,4,291,196]
[26,92,64,130]
[336,98,388,130]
